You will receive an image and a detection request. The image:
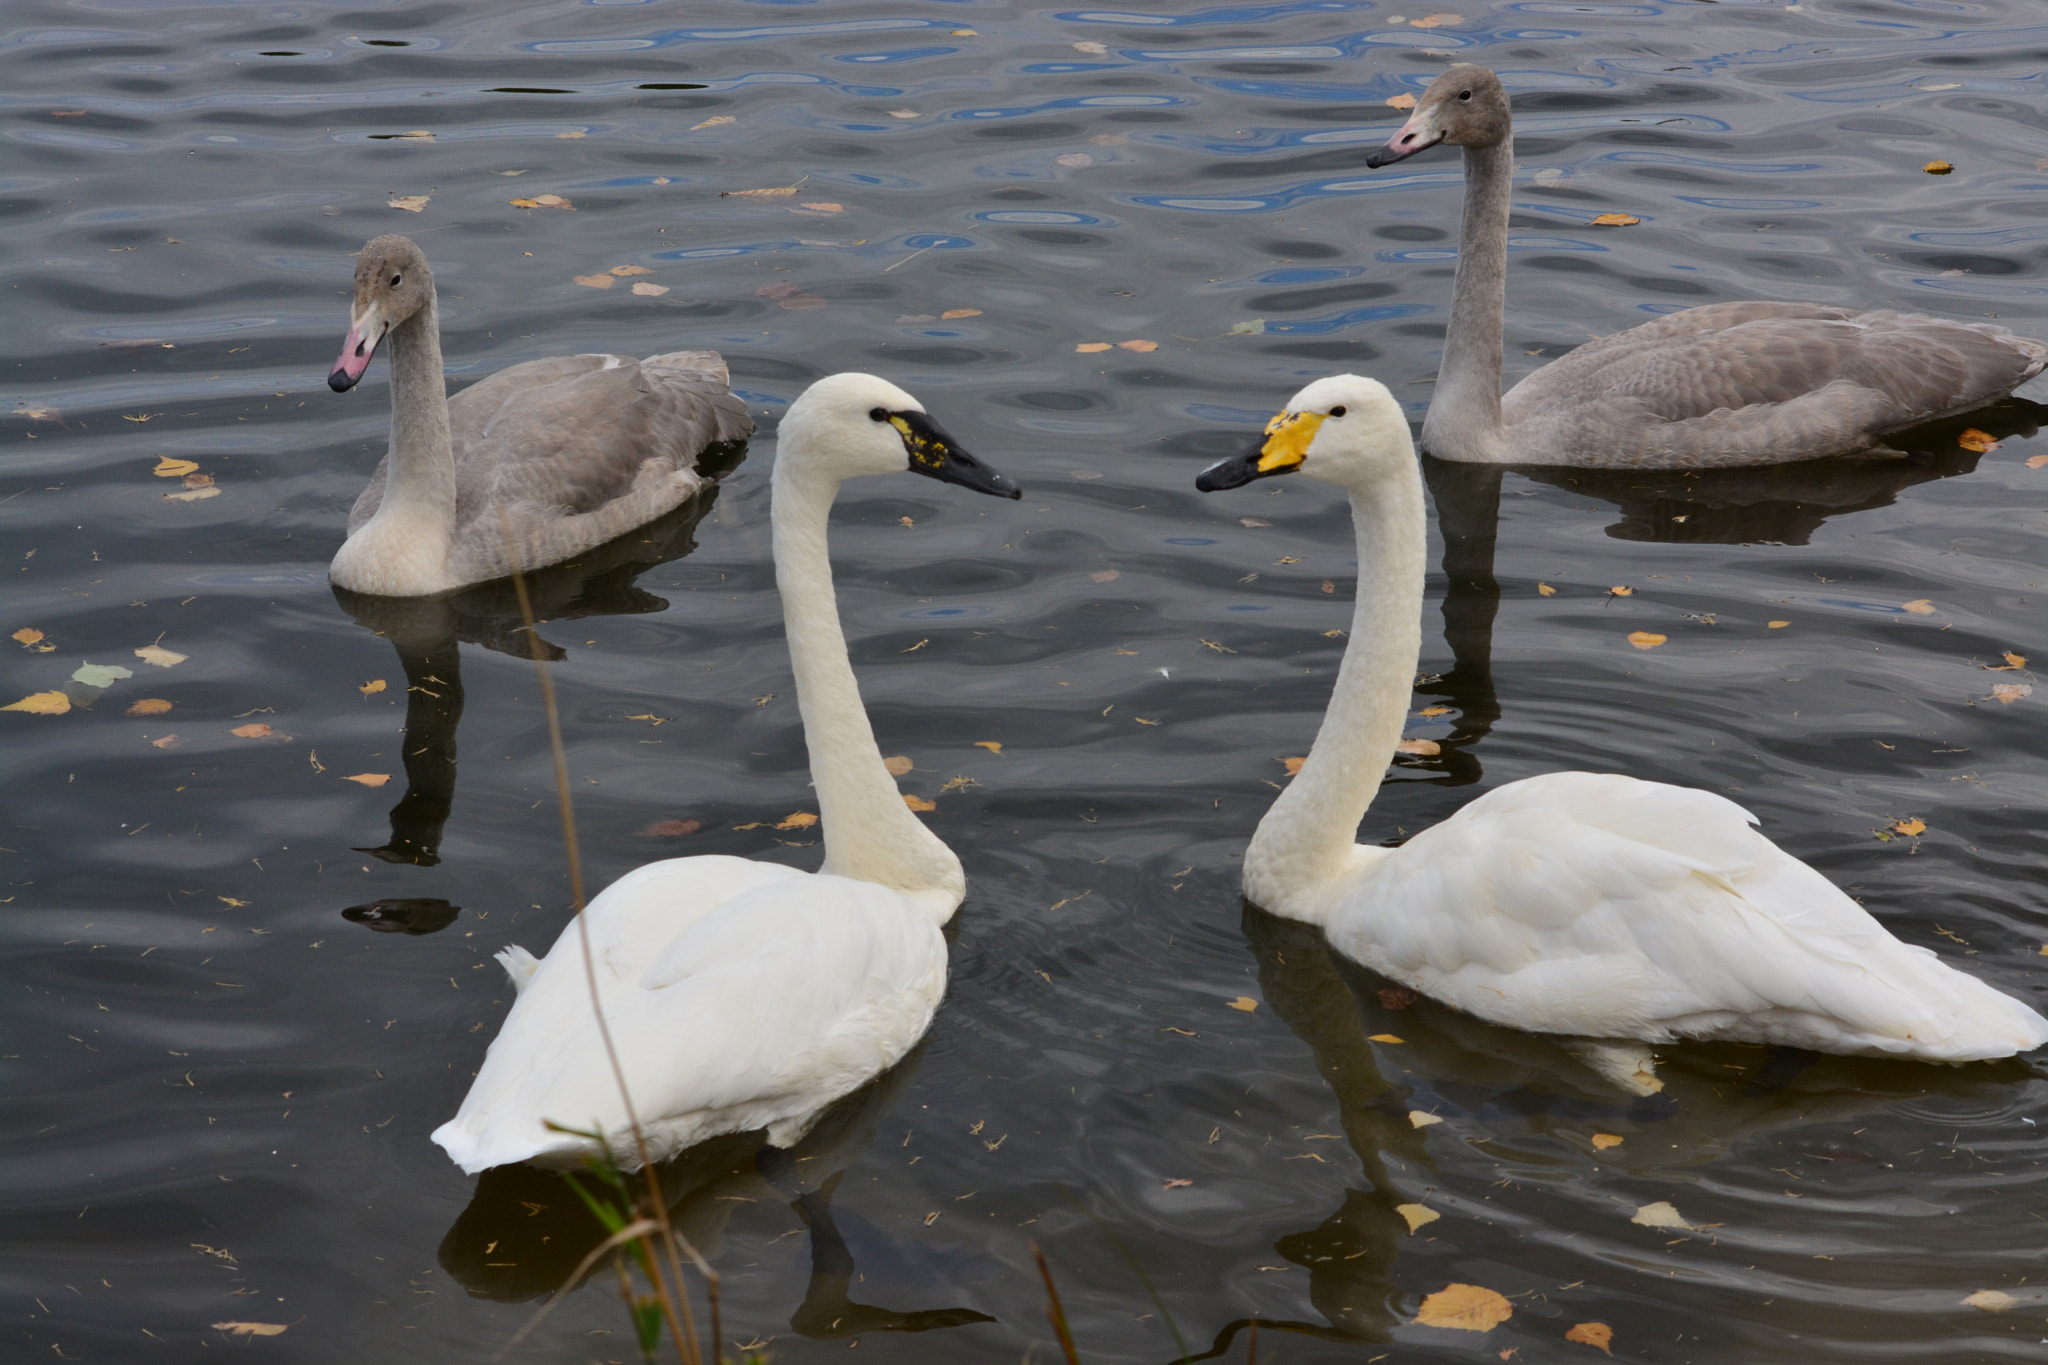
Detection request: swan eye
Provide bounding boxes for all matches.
[390,273,402,287]
[868,407,888,422]
[1328,405,1347,417]
[1458,89,1472,101]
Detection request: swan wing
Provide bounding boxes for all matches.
[1330,772,2047,1058]
[1503,304,2046,467]
[433,860,946,1172]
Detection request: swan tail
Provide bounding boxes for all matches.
[496,944,541,994]
[430,1114,589,1175]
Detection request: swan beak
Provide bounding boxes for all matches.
[1195,410,1322,491]
[1364,108,1445,168]
[329,304,386,393]
[892,411,1023,499]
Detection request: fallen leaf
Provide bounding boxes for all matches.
[888,109,920,119]
[525,193,573,210]
[903,794,936,812]
[796,201,844,214]
[388,195,430,212]
[218,896,248,907]
[1626,631,1666,650]
[14,404,61,422]
[1282,756,1306,776]
[574,274,615,289]
[1386,93,1418,109]
[1768,620,1790,629]
[1240,516,1272,528]
[1227,996,1258,1011]
[941,308,982,319]
[1162,1178,1193,1189]
[1608,584,1633,597]
[1056,152,1092,168]
[1590,212,1641,226]
[1090,569,1120,582]
[775,812,819,830]
[1117,338,1158,352]
[183,473,214,490]
[1368,1033,1404,1044]
[163,485,221,502]
[1134,717,1159,726]
[975,741,1003,754]
[1378,986,1417,1009]
[1890,817,1927,837]
[343,773,391,787]
[132,644,187,668]
[636,282,674,296]
[1591,1133,1624,1150]
[154,457,200,477]
[609,264,652,277]
[1396,738,1441,757]
[14,627,50,650]
[1414,1283,1511,1332]
[1987,651,2026,670]
[1903,599,1935,614]
[126,698,172,716]
[213,1323,288,1337]
[952,28,978,35]
[150,734,180,748]
[1963,1290,2015,1313]
[1418,706,1452,717]
[123,413,155,423]
[359,679,386,696]
[1923,160,1953,175]
[1630,1201,1692,1230]
[637,819,701,837]
[1396,1203,1440,1233]
[1321,580,1335,593]
[556,130,586,139]
[1565,1321,1614,1354]
[690,115,735,130]
[1073,40,1108,54]
[3,691,70,715]
[1076,342,1112,353]
[1538,582,1556,596]
[2028,454,2048,469]
[1990,682,2032,704]
[1409,13,1467,27]
[1956,427,1999,453]
[1409,1110,1443,1128]
[884,755,914,776]
[1229,318,1266,335]
[72,662,133,688]
[722,183,805,198]
[230,723,274,739]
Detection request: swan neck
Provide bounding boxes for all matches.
[770,455,965,915]
[1243,462,1426,916]
[1423,138,1512,463]
[371,293,458,547]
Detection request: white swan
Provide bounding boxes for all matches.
[432,373,1022,1173]
[326,234,754,597]
[1367,65,2047,468]
[1196,374,2047,1080]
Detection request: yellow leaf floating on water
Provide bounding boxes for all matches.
[213,1322,288,1337]
[1396,738,1440,757]
[1396,1203,1440,1233]
[1608,584,1633,597]
[508,193,573,210]
[344,773,391,787]
[1386,93,1418,109]
[609,265,652,277]
[1282,756,1306,775]
[1963,1290,2016,1313]
[4,690,70,715]
[1890,817,1927,837]
[1902,598,1935,614]
[556,130,586,139]
[360,679,386,696]
[775,811,819,830]
[388,195,430,212]
[690,115,735,131]
[1409,1110,1443,1128]
[1630,1201,1692,1230]
[722,182,806,198]
[1537,582,1556,596]
[1986,651,2026,670]
[1956,427,1999,453]
[154,457,199,478]
[126,698,172,716]
[1409,13,1467,28]
[1076,342,1112,353]
[883,755,913,776]
[1591,1133,1624,1150]
[903,794,936,811]
[1414,1283,1512,1332]
[631,282,669,296]
[1117,339,1158,352]
[1924,160,1954,175]
[941,308,983,319]
[135,645,186,668]
[1419,705,1452,717]
[1566,1321,1615,1354]
[975,740,1003,754]
[231,723,274,739]
[14,627,53,651]
[1368,1033,1404,1044]
[1627,632,1666,650]
[574,274,614,289]
[1591,212,1641,226]
[1228,996,1258,1011]
[1990,682,2031,704]
[1768,620,1790,629]
[796,202,845,214]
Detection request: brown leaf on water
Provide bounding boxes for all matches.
[903,795,936,812]
[1378,986,1417,1009]
[941,308,982,319]
[126,698,172,716]
[609,265,653,277]
[631,282,670,296]
[343,773,391,787]
[690,115,735,130]
[721,182,806,198]
[388,195,430,213]
[775,811,819,830]
[1565,1321,1614,1354]
[154,457,199,478]
[883,755,914,776]
[1386,93,1418,109]
[213,1322,288,1337]
[1923,160,1954,175]
[1414,1283,1512,1332]
[1409,13,1467,28]
[1963,1289,2016,1313]
[4,690,70,715]
[1956,427,1999,453]
[1591,1133,1624,1150]
[230,723,274,739]
[360,679,386,696]
[1397,1203,1440,1233]
[183,473,214,490]
[1538,582,1556,596]
[574,274,615,289]
[795,202,844,214]
[1590,212,1641,226]
[1626,631,1666,650]
[1990,682,2032,704]
[1321,579,1335,593]
[2028,454,2048,469]
[1162,1178,1194,1189]
[1903,598,1935,614]
[509,193,573,210]
[150,733,180,748]
[13,627,47,648]
[637,818,702,837]
[1091,569,1120,582]
[1117,338,1158,352]
[1076,342,1112,353]
[1227,996,1258,1011]
[1396,738,1441,757]
[1281,756,1305,776]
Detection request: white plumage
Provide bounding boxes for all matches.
[1197,374,2047,1076]
[433,373,1021,1173]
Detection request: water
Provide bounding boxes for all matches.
[6,1,2047,1361]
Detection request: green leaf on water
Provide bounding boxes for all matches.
[72,663,135,689]
[1230,319,1266,335]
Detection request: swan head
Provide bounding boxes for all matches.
[329,235,434,393]
[776,373,1022,498]
[1365,63,1510,168]
[1195,375,1410,493]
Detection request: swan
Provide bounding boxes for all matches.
[432,373,1022,1173]
[1366,65,2047,468]
[1195,374,2048,1082]
[325,234,754,596]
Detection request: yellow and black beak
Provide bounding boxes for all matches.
[890,409,1022,499]
[1195,409,1324,491]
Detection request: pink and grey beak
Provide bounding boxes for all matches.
[1364,109,1445,168]
[328,308,384,392]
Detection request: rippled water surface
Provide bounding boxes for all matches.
[7,1,2048,1361]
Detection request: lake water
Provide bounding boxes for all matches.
[6,1,2047,1361]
